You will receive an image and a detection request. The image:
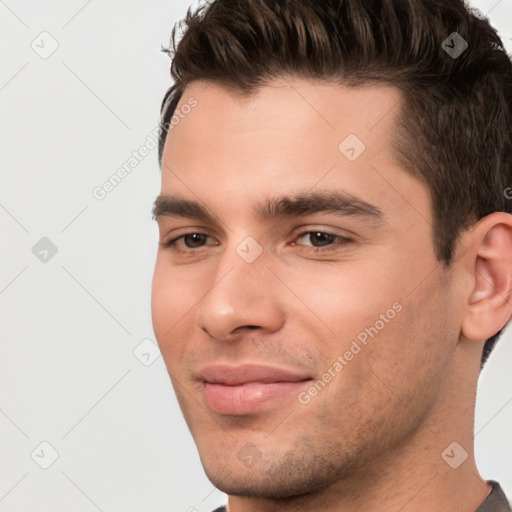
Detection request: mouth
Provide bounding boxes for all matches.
[198,364,314,415]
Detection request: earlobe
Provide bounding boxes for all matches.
[461,212,512,341]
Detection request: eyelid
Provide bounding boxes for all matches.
[292,229,353,251]
[291,222,358,239]
[294,229,348,242]
[160,231,218,248]
[291,223,354,239]
[159,224,216,243]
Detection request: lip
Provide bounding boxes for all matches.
[198,364,313,415]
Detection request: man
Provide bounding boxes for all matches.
[151,0,512,510]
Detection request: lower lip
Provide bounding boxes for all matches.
[202,380,312,415]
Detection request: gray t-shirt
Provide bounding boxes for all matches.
[211,480,511,512]
[476,481,512,512]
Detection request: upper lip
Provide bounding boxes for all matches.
[198,364,313,385]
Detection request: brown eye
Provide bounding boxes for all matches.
[291,230,353,254]
[182,233,208,248]
[295,231,343,248]
[308,232,338,247]
[160,232,215,251]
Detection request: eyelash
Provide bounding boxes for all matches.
[160,230,352,255]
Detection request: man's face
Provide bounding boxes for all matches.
[151,78,460,498]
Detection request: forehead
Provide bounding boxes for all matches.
[160,78,430,228]
[166,77,403,154]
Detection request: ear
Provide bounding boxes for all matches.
[461,212,512,341]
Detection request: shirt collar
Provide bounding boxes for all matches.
[475,481,511,512]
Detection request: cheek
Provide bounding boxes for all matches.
[283,260,402,344]
[292,255,449,374]
[150,259,172,337]
[366,272,454,394]
[303,277,451,438]
[150,258,194,363]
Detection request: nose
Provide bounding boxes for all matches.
[195,241,285,342]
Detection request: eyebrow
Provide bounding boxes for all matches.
[152,191,385,226]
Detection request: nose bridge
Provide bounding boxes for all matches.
[202,236,270,309]
[195,236,284,339]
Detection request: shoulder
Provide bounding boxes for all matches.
[475,481,512,512]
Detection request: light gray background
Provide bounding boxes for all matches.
[1,1,511,511]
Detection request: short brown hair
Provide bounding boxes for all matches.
[157,0,512,366]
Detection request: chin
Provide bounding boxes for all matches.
[198,444,352,501]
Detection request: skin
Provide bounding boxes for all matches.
[151,77,512,512]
